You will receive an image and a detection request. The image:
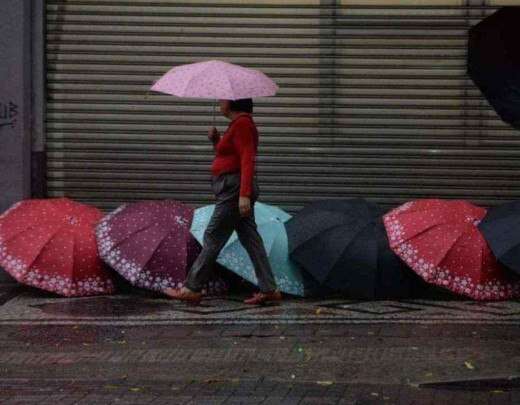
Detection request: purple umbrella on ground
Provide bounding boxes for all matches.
[95,200,227,295]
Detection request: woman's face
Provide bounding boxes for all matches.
[219,99,231,117]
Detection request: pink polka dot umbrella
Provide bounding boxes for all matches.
[150,60,279,122]
[0,198,115,297]
[383,199,520,301]
[95,200,227,296]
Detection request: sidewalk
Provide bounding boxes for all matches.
[0,284,519,404]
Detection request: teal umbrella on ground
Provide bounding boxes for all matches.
[190,202,317,296]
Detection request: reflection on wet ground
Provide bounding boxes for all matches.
[30,296,173,317]
[0,285,519,325]
[0,285,519,403]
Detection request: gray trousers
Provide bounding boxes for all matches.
[185,172,277,293]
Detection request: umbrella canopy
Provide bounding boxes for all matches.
[96,200,227,295]
[479,200,520,276]
[285,198,416,299]
[384,199,520,301]
[0,198,115,297]
[151,60,278,100]
[468,7,520,129]
[190,202,317,296]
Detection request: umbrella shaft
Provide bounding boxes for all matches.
[213,100,216,127]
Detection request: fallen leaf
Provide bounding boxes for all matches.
[117,340,127,345]
[104,385,119,390]
[491,390,504,394]
[317,381,333,386]
[464,361,475,370]
[130,387,141,392]
[425,373,434,377]
[316,308,322,315]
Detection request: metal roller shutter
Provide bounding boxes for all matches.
[45,0,520,212]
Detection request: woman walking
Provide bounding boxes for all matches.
[165,98,281,305]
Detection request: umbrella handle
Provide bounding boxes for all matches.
[213,100,216,127]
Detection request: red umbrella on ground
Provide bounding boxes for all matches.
[0,198,115,297]
[383,199,520,301]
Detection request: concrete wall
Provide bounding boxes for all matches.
[0,0,44,282]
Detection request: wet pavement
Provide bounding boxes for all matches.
[0,284,519,404]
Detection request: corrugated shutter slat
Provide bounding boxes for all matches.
[46,1,519,212]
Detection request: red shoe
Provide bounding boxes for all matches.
[164,288,202,305]
[244,290,282,305]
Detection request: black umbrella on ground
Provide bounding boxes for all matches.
[468,7,520,129]
[479,200,520,276]
[285,198,418,299]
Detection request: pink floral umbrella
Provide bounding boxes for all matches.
[150,60,278,122]
[96,200,227,296]
[151,60,278,100]
[383,199,520,301]
[0,198,115,297]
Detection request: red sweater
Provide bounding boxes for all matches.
[211,114,258,197]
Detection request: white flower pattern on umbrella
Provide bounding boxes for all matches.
[0,198,115,297]
[384,199,520,300]
[151,60,278,100]
[191,202,310,296]
[96,201,227,295]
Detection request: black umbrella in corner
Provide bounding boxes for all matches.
[479,200,520,276]
[468,7,520,129]
[285,198,418,299]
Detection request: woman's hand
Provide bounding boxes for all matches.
[208,127,220,144]
[239,196,252,217]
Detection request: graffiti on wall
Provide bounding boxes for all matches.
[0,101,18,129]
